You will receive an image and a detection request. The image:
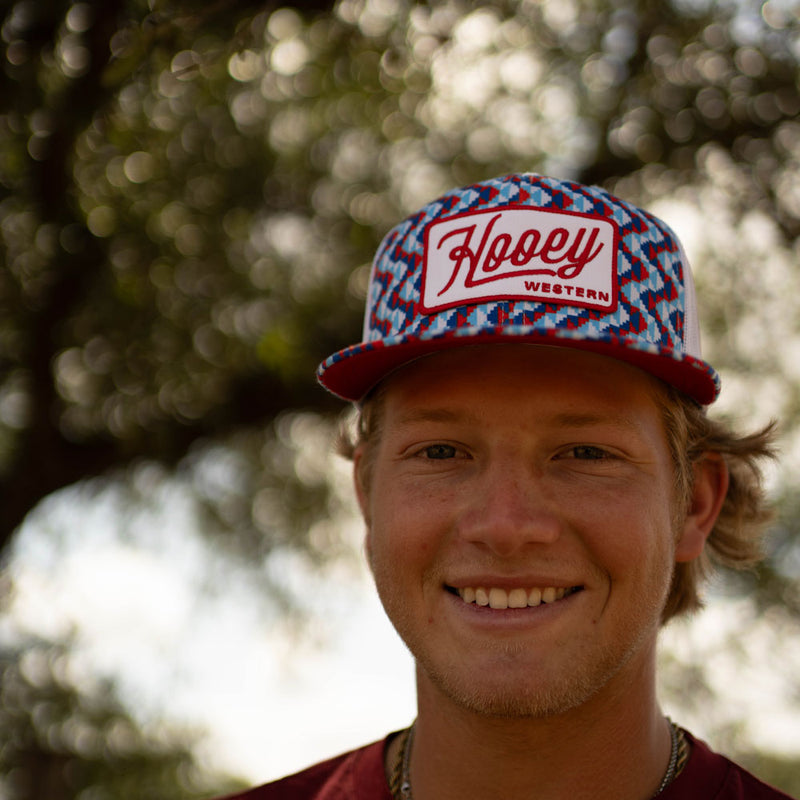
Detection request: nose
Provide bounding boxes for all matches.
[456,457,561,557]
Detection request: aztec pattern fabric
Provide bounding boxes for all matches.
[317,173,720,405]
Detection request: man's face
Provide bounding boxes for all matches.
[356,344,701,719]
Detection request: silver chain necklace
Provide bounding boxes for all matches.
[398,718,681,800]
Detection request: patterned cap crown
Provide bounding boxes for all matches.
[317,173,719,404]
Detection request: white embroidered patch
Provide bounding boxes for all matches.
[421,207,618,313]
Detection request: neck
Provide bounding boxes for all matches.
[406,655,671,800]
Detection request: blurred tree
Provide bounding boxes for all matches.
[0,636,246,799]
[0,0,349,560]
[1,0,799,794]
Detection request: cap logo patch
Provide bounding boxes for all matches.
[421,206,618,313]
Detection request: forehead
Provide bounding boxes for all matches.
[378,344,666,424]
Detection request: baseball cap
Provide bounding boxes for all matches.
[317,173,720,405]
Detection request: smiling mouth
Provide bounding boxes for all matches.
[447,585,584,609]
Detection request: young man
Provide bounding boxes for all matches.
[223,173,790,799]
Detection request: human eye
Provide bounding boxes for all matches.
[569,445,612,461]
[553,444,620,464]
[420,443,459,460]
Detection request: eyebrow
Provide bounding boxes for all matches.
[394,407,480,427]
[548,411,642,431]
[394,407,643,432]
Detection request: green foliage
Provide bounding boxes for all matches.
[0,638,245,800]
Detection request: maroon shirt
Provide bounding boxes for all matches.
[221,731,795,799]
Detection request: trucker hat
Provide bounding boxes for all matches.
[317,173,720,405]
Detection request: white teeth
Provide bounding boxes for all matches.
[457,585,575,608]
[488,588,508,609]
[508,588,528,608]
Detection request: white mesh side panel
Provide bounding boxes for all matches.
[677,241,702,358]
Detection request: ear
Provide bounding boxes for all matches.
[353,445,377,571]
[353,444,370,525]
[675,453,729,563]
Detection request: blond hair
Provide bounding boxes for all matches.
[656,386,776,621]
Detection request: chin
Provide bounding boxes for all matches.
[417,633,653,720]
[422,663,604,720]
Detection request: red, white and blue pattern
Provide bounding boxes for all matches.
[317,173,720,405]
